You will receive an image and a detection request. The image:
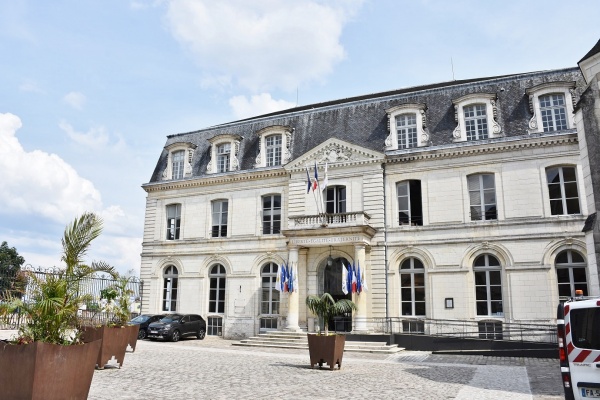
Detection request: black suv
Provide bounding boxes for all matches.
[147,314,206,342]
[128,314,165,339]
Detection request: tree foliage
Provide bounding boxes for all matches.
[0,241,26,299]
[305,293,357,335]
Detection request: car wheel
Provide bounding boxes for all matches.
[138,329,147,340]
[197,329,206,340]
[171,330,180,342]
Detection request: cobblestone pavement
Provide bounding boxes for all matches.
[87,337,564,400]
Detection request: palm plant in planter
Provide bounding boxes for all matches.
[305,293,357,370]
[81,274,139,368]
[0,212,116,399]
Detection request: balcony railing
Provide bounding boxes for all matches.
[289,211,371,229]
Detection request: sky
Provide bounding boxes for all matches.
[1,0,599,275]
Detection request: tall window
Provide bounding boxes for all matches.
[326,186,346,214]
[172,150,185,180]
[397,180,423,226]
[212,200,228,237]
[166,204,181,240]
[468,174,497,221]
[396,114,418,149]
[261,263,280,315]
[556,250,588,298]
[217,143,231,173]
[400,258,425,316]
[209,264,226,314]
[464,104,488,140]
[162,265,178,312]
[262,195,281,234]
[266,135,282,167]
[540,94,568,132]
[546,166,580,215]
[474,254,503,317]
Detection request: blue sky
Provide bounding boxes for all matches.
[1,0,599,275]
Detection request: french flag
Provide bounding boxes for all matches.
[351,263,357,293]
[357,263,362,294]
[312,161,319,191]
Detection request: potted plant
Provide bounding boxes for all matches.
[81,274,139,368]
[0,212,116,399]
[305,293,357,370]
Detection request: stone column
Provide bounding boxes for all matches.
[286,246,301,331]
[354,244,368,332]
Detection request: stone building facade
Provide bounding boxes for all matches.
[141,49,600,339]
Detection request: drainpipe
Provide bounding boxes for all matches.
[382,162,389,323]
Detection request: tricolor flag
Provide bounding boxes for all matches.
[322,162,329,192]
[306,167,312,194]
[282,263,289,292]
[341,264,348,295]
[275,264,282,292]
[291,263,299,293]
[356,263,362,294]
[312,160,319,191]
[346,263,353,294]
[288,264,294,292]
[361,264,368,293]
[351,263,358,293]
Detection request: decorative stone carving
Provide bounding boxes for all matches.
[162,168,168,180]
[490,100,501,135]
[315,143,352,163]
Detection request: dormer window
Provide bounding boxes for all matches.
[385,104,428,150]
[526,81,575,134]
[452,94,501,142]
[254,126,292,168]
[162,142,196,181]
[207,134,242,174]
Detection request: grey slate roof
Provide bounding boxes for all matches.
[579,39,600,64]
[148,67,583,184]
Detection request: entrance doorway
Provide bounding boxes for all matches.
[322,257,352,332]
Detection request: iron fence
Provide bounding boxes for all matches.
[0,266,142,330]
[370,317,556,343]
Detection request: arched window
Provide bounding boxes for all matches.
[556,250,588,298]
[261,263,279,315]
[209,264,226,314]
[400,258,425,316]
[473,254,502,317]
[162,265,178,312]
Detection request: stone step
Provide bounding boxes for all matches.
[234,333,403,354]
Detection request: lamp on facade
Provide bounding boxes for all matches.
[327,246,333,266]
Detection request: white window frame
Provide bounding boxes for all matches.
[166,203,182,240]
[545,165,581,216]
[207,134,242,174]
[261,263,280,315]
[467,174,497,221]
[385,104,429,150]
[555,249,588,298]
[399,257,426,317]
[396,180,423,226]
[208,264,226,314]
[255,125,292,168]
[162,265,178,312]
[211,199,229,238]
[452,94,501,142]
[216,143,231,173]
[525,81,576,134]
[262,194,281,235]
[473,254,503,317]
[162,142,196,180]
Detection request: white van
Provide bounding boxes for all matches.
[557,293,600,399]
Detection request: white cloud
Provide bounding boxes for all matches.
[229,93,295,119]
[165,0,363,91]
[19,80,45,94]
[63,91,86,110]
[59,120,126,150]
[0,113,103,222]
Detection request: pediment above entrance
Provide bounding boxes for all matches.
[285,138,384,172]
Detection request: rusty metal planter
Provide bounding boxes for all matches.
[0,339,101,400]
[307,334,346,370]
[82,326,131,369]
[125,324,140,352]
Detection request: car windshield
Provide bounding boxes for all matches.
[160,315,182,323]
[130,315,150,323]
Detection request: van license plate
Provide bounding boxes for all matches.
[582,388,600,398]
